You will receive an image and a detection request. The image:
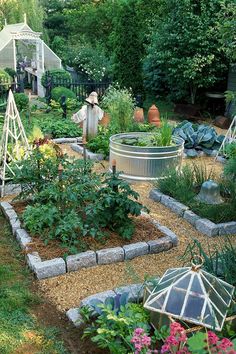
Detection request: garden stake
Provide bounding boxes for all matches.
[112,159,118,192]
[82,135,87,173]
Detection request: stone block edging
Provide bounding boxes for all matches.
[1,201,178,280]
[149,189,236,237]
[70,143,105,161]
[66,282,146,328]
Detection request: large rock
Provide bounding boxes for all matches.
[96,247,124,265]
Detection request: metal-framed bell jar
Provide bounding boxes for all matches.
[144,256,235,331]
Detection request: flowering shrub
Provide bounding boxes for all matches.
[73,44,111,81]
[130,322,236,354]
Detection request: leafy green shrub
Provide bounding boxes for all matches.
[51,86,76,102]
[87,126,114,157]
[82,302,150,353]
[4,67,16,79]
[40,118,82,138]
[225,142,236,159]
[73,44,111,81]
[102,85,135,132]
[23,113,83,138]
[41,69,71,88]
[95,171,148,240]
[12,147,62,198]
[14,93,29,111]
[0,69,11,84]
[18,152,147,249]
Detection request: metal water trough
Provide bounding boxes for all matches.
[109,132,184,181]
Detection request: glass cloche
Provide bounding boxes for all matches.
[144,257,235,331]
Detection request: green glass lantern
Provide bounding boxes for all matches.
[144,256,234,331]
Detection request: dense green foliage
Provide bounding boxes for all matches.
[4,67,16,78]
[144,0,229,104]
[41,69,71,88]
[51,86,76,102]
[14,93,29,111]
[157,163,236,223]
[21,112,82,138]
[14,149,146,250]
[102,85,135,132]
[0,69,11,83]
[0,0,44,33]
[111,0,144,93]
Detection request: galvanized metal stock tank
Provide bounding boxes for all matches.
[109,133,184,181]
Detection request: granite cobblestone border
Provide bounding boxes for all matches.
[0,201,178,280]
[149,189,236,237]
[66,282,147,328]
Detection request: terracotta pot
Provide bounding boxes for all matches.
[134,108,144,123]
[148,105,161,127]
[100,112,110,127]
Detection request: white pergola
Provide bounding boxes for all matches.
[0,15,61,96]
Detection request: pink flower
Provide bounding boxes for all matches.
[161,343,171,353]
[217,338,234,351]
[134,343,142,351]
[141,335,151,347]
[131,336,140,343]
[208,331,219,345]
[166,335,179,346]
[170,322,184,336]
[135,328,144,336]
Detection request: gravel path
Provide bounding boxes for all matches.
[37,149,235,312]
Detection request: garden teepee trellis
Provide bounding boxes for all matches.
[0,90,30,197]
[215,116,236,159]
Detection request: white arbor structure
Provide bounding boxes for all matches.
[0,15,61,96]
[0,90,30,196]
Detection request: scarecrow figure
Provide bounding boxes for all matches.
[72,92,103,141]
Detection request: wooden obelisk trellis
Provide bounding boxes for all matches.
[216,116,236,159]
[0,90,30,197]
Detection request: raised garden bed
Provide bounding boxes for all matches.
[150,189,236,237]
[0,201,178,280]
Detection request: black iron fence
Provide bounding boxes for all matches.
[44,71,111,104]
[0,81,23,110]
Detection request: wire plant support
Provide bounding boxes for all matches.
[0,89,30,197]
[216,115,236,159]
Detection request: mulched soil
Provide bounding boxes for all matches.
[12,201,164,260]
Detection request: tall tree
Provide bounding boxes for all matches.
[144,0,229,104]
[0,0,44,32]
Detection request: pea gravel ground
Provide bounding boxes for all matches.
[37,152,235,312]
[1,143,234,313]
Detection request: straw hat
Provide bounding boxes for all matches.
[85,92,98,105]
